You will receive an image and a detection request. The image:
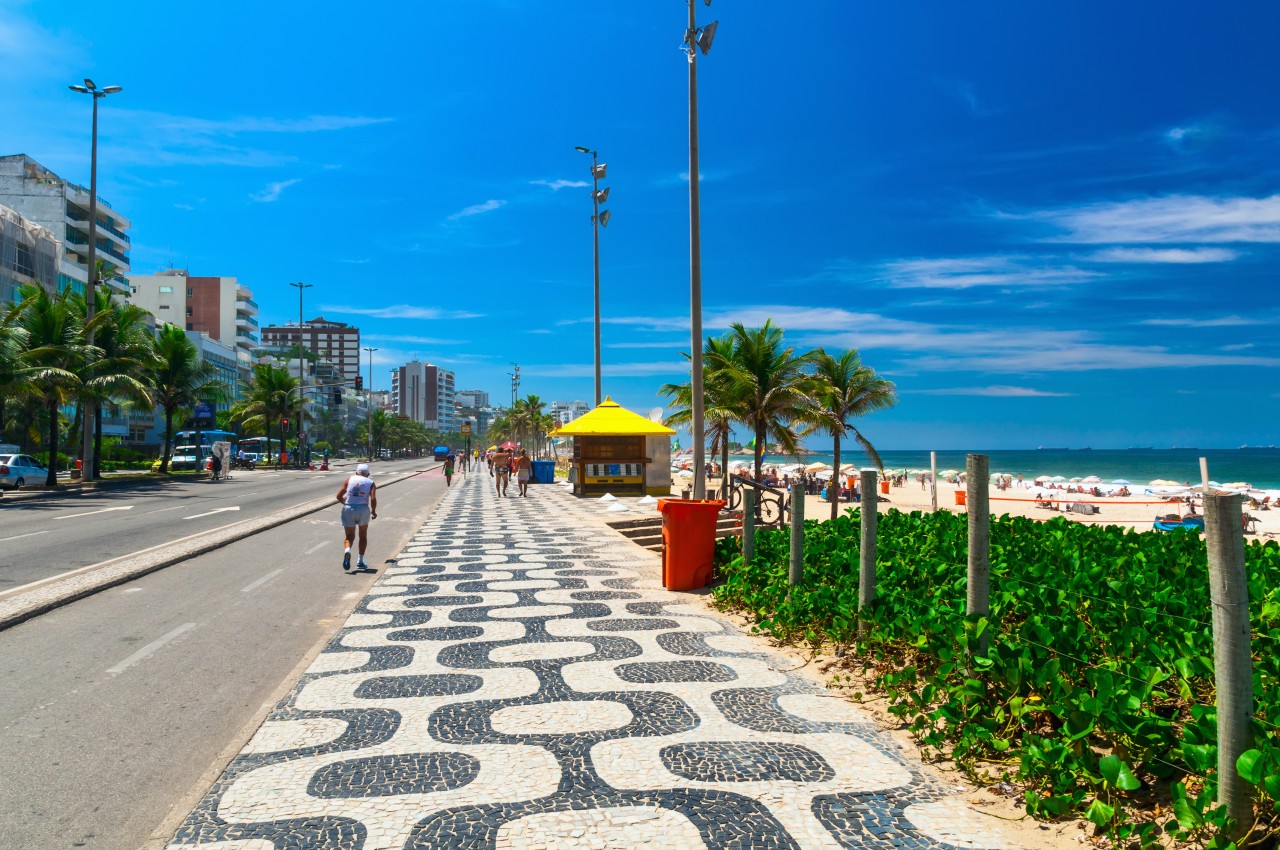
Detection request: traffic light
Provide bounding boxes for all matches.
[333,389,341,406]
[282,418,290,433]
[355,375,363,391]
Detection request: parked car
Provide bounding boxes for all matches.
[169,445,204,471]
[0,453,49,489]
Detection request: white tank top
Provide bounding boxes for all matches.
[345,475,373,506]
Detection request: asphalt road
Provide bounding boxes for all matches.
[0,461,456,850]
[0,459,429,593]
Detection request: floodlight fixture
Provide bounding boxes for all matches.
[594,187,610,204]
[697,20,718,55]
[84,78,96,89]
[102,85,123,94]
[591,162,608,179]
[598,209,611,227]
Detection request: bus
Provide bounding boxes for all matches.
[171,429,237,470]
[238,437,281,463]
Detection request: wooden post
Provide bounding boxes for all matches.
[742,489,755,566]
[1200,456,1210,492]
[789,482,805,585]
[966,453,990,655]
[1205,492,1253,837]
[930,450,938,512]
[859,468,878,635]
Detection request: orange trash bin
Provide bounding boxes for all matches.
[955,489,967,506]
[657,498,726,591]
[880,480,890,495]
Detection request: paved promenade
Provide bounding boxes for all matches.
[167,470,1012,849]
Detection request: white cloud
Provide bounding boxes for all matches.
[917,386,1073,397]
[128,111,393,136]
[880,255,1101,289]
[319,304,483,320]
[448,199,506,221]
[173,202,195,211]
[1086,247,1240,264]
[1034,194,1280,243]
[1221,343,1255,351]
[250,178,301,203]
[1141,315,1265,328]
[527,329,553,334]
[529,361,687,378]
[363,334,468,345]
[531,179,588,191]
[903,345,1280,373]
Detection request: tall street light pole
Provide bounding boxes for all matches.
[364,347,378,461]
[684,3,718,500]
[289,282,312,466]
[69,78,122,483]
[574,146,610,407]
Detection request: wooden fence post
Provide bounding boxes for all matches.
[859,468,879,635]
[966,453,990,655]
[1205,492,1253,837]
[742,489,755,566]
[789,483,805,585]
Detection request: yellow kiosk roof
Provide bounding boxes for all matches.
[550,397,676,437]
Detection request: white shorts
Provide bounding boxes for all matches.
[341,504,371,528]
[517,470,530,482]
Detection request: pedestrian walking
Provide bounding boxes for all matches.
[491,447,510,497]
[336,463,377,571]
[515,449,531,497]
[444,453,455,487]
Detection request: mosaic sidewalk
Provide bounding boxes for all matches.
[168,472,1012,850]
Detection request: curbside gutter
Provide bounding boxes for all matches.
[0,464,435,633]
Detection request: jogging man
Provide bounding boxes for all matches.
[491,447,510,497]
[336,462,377,570]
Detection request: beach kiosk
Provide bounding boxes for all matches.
[550,397,674,497]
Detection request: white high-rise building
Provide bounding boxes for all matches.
[550,400,591,426]
[392,360,456,431]
[0,154,132,296]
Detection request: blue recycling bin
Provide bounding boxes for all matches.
[530,460,557,483]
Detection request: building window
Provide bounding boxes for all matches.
[187,287,193,297]
[186,307,193,316]
[159,285,173,293]
[186,322,193,330]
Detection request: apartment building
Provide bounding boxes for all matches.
[260,316,360,384]
[455,389,490,408]
[0,154,131,296]
[550,400,591,426]
[391,360,456,431]
[127,269,260,355]
[0,203,59,304]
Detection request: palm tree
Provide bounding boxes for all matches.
[151,325,226,474]
[14,285,89,486]
[74,288,156,477]
[662,333,743,498]
[0,294,32,445]
[229,363,297,469]
[709,321,818,482]
[806,348,897,519]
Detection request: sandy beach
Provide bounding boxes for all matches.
[670,474,1280,540]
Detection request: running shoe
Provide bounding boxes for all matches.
[357,558,368,570]
[343,550,351,571]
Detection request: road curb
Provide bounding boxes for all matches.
[0,465,434,632]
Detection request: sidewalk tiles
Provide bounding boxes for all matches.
[167,471,1011,850]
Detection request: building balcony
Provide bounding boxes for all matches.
[236,314,259,330]
[236,331,259,346]
[236,297,258,313]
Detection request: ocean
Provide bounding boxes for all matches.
[724,448,1280,490]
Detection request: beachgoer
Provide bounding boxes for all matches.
[336,463,377,571]
[515,449,532,496]
[444,454,455,487]
[210,452,222,481]
[492,448,510,496]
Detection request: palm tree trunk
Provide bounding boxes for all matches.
[831,433,842,520]
[93,404,104,479]
[160,407,175,474]
[720,429,730,501]
[754,421,766,482]
[45,397,59,487]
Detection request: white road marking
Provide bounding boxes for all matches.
[241,569,284,593]
[0,530,50,543]
[304,541,330,554]
[106,623,197,674]
[145,505,186,514]
[121,588,142,594]
[183,506,241,520]
[55,505,134,520]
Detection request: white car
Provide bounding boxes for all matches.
[0,453,49,489]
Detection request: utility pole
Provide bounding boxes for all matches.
[364,347,378,461]
[289,282,312,467]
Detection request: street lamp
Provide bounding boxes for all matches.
[69,78,123,483]
[289,282,313,466]
[363,347,378,461]
[574,146,611,407]
[509,362,520,409]
[683,1,717,500]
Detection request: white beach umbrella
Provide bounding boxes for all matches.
[1050,475,1068,482]
[1069,477,1083,483]
[814,469,834,480]
[1082,475,1102,483]
[804,462,827,472]
[941,469,959,477]
[1111,479,1132,485]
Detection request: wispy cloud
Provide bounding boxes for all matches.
[917,385,1072,397]
[530,179,588,191]
[447,199,506,221]
[1221,343,1255,351]
[528,361,687,378]
[132,112,394,136]
[363,334,468,345]
[173,202,195,211]
[1141,315,1265,328]
[319,304,483,320]
[250,178,301,203]
[1086,247,1240,264]
[527,329,554,334]
[880,255,1101,289]
[1031,194,1280,244]
[902,345,1280,373]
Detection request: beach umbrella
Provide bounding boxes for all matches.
[1221,481,1252,490]
[941,469,959,477]
[501,440,518,450]
[1069,477,1083,483]
[1082,475,1101,483]
[805,461,827,472]
[677,469,694,478]
[814,469,834,480]
[1111,479,1132,485]
[1050,475,1068,482]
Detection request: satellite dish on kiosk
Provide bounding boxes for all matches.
[648,407,664,422]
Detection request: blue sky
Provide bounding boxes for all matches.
[3,0,1278,449]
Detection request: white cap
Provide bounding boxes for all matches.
[356,463,370,474]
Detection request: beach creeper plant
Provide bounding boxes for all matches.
[713,511,1280,847]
